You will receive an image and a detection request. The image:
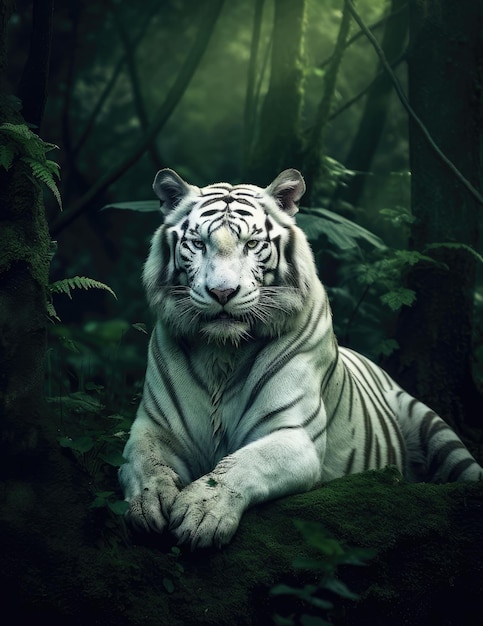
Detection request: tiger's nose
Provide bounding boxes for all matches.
[208,287,238,304]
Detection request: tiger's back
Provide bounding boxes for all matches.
[119,168,482,549]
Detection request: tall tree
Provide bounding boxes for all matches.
[0,0,53,460]
[245,0,306,186]
[391,0,483,429]
[334,0,408,209]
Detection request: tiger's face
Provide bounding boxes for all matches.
[143,169,314,344]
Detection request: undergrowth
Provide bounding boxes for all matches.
[271,520,375,626]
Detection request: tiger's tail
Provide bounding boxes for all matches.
[388,390,483,482]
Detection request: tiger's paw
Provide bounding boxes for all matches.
[124,472,181,534]
[169,475,246,549]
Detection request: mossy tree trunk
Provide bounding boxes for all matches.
[0,0,52,463]
[244,0,306,186]
[389,0,483,430]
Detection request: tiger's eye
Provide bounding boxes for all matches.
[192,240,205,250]
[245,240,259,249]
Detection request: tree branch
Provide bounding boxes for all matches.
[345,0,483,206]
[304,1,352,203]
[108,0,163,169]
[73,4,158,158]
[328,53,405,122]
[318,2,407,71]
[50,0,225,237]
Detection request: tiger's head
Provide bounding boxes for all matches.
[143,168,318,344]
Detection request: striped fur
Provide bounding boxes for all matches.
[119,168,482,548]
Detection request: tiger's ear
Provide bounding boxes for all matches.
[152,168,194,213]
[266,169,306,216]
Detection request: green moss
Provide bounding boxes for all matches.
[0,161,51,289]
[2,463,482,625]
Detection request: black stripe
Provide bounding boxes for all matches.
[238,395,305,446]
[321,347,340,394]
[419,412,445,457]
[201,185,232,195]
[360,391,374,470]
[150,331,205,464]
[177,339,211,393]
[446,457,479,482]
[427,439,467,479]
[144,378,171,429]
[241,299,324,417]
[302,393,323,430]
[375,435,381,467]
[345,448,356,474]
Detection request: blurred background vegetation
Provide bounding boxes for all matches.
[3,0,482,444]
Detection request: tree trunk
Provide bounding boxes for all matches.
[334,0,408,209]
[0,1,51,463]
[245,0,306,186]
[390,0,483,430]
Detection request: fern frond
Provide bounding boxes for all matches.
[49,276,117,300]
[46,159,61,179]
[0,122,35,142]
[46,301,61,322]
[22,157,62,210]
[0,122,55,160]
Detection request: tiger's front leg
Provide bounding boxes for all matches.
[169,428,322,549]
[119,430,184,533]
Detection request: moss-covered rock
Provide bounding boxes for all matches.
[1,452,482,626]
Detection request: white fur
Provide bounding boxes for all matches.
[120,169,483,549]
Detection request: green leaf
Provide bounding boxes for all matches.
[324,578,359,600]
[304,596,334,611]
[90,496,108,509]
[301,615,332,626]
[107,500,130,515]
[85,381,104,393]
[66,435,95,453]
[270,584,301,597]
[162,577,175,594]
[99,450,127,467]
[273,614,295,626]
[101,200,160,212]
[376,338,399,357]
[340,547,377,566]
[292,556,326,571]
[380,287,416,311]
[297,207,385,251]
[132,322,148,334]
[58,435,95,453]
[293,520,345,557]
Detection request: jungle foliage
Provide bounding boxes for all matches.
[2,0,482,480]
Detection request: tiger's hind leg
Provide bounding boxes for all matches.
[386,390,483,483]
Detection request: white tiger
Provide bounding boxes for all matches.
[119,168,483,549]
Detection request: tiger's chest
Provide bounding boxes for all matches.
[181,344,250,456]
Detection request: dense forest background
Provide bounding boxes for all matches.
[1,0,482,464]
[1,0,482,469]
[1,1,483,624]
